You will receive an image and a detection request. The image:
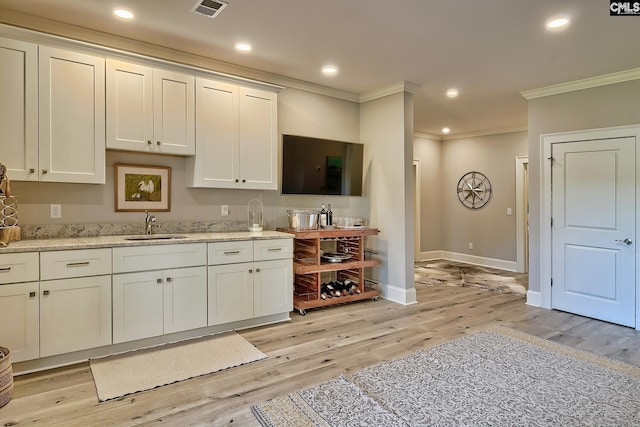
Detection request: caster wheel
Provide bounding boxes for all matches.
[373,296,379,301]
[299,309,306,316]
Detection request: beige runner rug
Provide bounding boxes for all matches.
[90,332,266,401]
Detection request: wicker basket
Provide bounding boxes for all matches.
[0,347,12,408]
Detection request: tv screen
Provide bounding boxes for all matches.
[281,134,364,196]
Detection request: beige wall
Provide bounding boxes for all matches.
[413,131,527,262]
[10,87,367,230]
[413,135,442,252]
[527,79,640,293]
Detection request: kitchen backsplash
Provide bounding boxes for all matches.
[21,220,248,239]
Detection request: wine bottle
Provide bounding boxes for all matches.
[320,204,328,228]
[327,204,333,226]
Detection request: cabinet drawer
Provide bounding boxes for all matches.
[208,241,253,265]
[41,248,112,280]
[254,239,293,261]
[0,252,39,284]
[113,243,207,273]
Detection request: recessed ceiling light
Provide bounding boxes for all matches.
[235,42,252,52]
[446,88,459,98]
[545,15,570,31]
[442,127,451,134]
[322,65,338,76]
[113,9,134,20]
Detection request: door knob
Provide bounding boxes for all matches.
[615,238,633,245]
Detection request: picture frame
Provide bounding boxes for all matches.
[114,164,171,212]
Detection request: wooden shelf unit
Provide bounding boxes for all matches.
[276,227,380,315]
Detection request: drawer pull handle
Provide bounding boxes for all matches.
[29,291,36,298]
[224,251,241,255]
[0,267,11,273]
[248,269,253,273]
[256,268,260,273]
[43,290,50,296]
[67,261,90,268]
[267,248,282,252]
[157,278,162,284]
[166,277,172,283]
[147,140,152,145]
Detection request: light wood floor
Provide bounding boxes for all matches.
[3,280,640,426]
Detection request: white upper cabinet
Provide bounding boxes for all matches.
[238,87,278,190]
[106,59,195,155]
[1,39,105,183]
[0,37,38,181]
[39,46,106,184]
[187,78,278,190]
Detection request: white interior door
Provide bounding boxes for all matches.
[551,137,636,327]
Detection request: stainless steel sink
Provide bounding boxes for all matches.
[123,234,186,241]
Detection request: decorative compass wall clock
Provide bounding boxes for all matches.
[457,171,492,209]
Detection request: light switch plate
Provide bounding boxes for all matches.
[221,205,229,216]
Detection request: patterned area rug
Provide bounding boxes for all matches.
[415,260,528,295]
[252,327,640,426]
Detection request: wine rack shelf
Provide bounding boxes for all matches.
[276,227,380,315]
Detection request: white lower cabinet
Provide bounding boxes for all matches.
[112,243,208,344]
[112,266,207,343]
[39,275,112,357]
[0,281,39,363]
[253,259,293,317]
[208,263,254,325]
[208,240,293,325]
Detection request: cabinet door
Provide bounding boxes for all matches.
[188,77,239,188]
[153,69,195,155]
[40,275,112,357]
[106,59,154,152]
[163,266,207,334]
[38,46,105,184]
[238,87,277,190]
[208,263,253,325]
[0,37,38,181]
[253,259,293,317]
[113,271,164,344]
[0,282,39,362]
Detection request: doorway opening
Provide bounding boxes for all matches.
[413,160,421,261]
[515,156,529,273]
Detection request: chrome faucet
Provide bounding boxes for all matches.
[144,210,156,235]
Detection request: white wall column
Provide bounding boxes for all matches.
[360,84,417,305]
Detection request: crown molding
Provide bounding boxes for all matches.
[413,131,442,141]
[0,10,360,102]
[359,81,421,103]
[520,68,640,100]
[441,126,528,141]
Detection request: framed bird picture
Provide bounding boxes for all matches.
[114,164,171,212]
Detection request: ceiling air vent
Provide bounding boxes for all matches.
[192,0,228,19]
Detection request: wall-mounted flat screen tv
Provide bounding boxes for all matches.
[281,134,364,196]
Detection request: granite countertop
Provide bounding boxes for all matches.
[0,230,293,254]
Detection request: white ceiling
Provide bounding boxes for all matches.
[1,0,639,137]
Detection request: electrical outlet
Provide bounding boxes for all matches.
[507,208,512,216]
[468,242,473,250]
[221,205,229,216]
[50,204,62,219]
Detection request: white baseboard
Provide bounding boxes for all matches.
[417,250,444,262]
[380,282,417,305]
[437,251,518,272]
[526,290,541,307]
